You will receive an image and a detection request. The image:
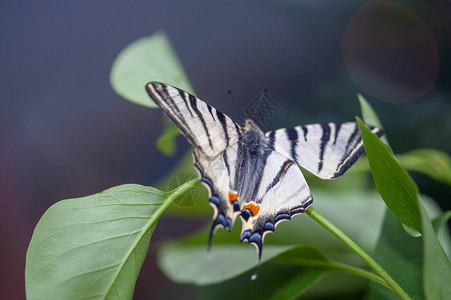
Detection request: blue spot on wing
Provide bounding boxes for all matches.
[240,230,251,242]
[249,232,262,247]
[227,217,232,229]
[215,213,226,226]
[209,213,233,251]
[201,177,213,188]
[274,213,291,223]
[209,195,220,206]
[264,222,275,232]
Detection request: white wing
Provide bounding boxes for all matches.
[146,82,243,246]
[239,150,312,261]
[146,82,241,158]
[193,144,242,248]
[266,122,383,179]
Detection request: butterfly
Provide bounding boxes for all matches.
[146,82,383,271]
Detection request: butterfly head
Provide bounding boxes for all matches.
[242,122,265,155]
[244,119,263,133]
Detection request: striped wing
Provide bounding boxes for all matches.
[146,82,243,246]
[267,122,383,179]
[193,145,241,247]
[240,150,312,261]
[146,82,241,158]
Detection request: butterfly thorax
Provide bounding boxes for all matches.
[242,119,266,155]
[236,119,271,202]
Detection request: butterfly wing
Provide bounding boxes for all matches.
[146,82,241,158]
[266,122,383,179]
[240,150,312,260]
[193,144,242,247]
[146,82,243,245]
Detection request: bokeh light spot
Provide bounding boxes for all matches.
[342,0,439,103]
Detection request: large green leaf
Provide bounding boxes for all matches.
[357,118,451,298]
[158,243,294,285]
[195,246,331,300]
[110,32,194,108]
[357,117,422,236]
[25,180,197,300]
[369,210,424,300]
[197,263,326,300]
[159,242,390,298]
[421,201,451,299]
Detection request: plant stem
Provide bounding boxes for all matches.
[289,258,393,291]
[305,206,413,300]
[169,178,201,203]
[329,261,393,292]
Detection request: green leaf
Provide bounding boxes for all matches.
[198,245,336,299]
[432,210,451,233]
[421,202,451,299]
[110,32,194,108]
[158,243,294,285]
[358,93,389,145]
[197,263,326,300]
[25,180,198,300]
[159,242,392,298]
[357,94,383,129]
[397,148,451,186]
[158,243,349,297]
[357,117,451,298]
[356,117,422,236]
[156,117,180,156]
[369,210,424,300]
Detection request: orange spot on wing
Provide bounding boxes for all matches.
[242,203,260,216]
[228,191,238,203]
[280,162,293,178]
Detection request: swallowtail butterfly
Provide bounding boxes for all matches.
[146,82,383,276]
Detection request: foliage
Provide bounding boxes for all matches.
[26,32,451,299]
[25,181,198,300]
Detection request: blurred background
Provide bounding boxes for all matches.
[1,0,450,298]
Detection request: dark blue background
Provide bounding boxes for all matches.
[1,1,449,298]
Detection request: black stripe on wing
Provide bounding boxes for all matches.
[147,82,241,158]
[285,128,299,162]
[317,123,331,173]
[300,125,308,141]
[333,123,342,145]
[345,124,360,152]
[216,111,231,176]
[178,89,195,117]
[334,125,384,178]
[188,94,214,150]
[264,159,294,194]
[146,83,198,147]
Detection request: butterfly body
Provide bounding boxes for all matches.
[146,82,383,265]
